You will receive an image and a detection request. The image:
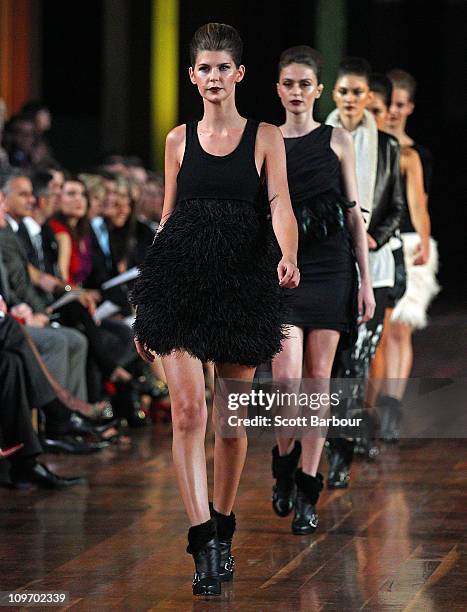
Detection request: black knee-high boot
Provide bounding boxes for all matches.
[292,469,324,535]
[271,440,301,517]
[210,504,236,582]
[186,518,221,596]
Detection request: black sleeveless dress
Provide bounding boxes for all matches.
[131,119,287,366]
[284,125,357,345]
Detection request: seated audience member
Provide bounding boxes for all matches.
[20,171,60,282]
[136,171,164,233]
[2,115,36,170]
[84,171,131,315]
[20,100,54,167]
[108,176,154,272]
[44,161,65,212]
[79,173,106,220]
[48,177,92,286]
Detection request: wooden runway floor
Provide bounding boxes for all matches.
[1,302,466,611]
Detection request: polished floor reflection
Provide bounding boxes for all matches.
[1,303,466,611]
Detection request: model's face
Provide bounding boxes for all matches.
[5,177,35,220]
[189,50,244,103]
[387,87,414,130]
[277,63,323,115]
[333,75,371,122]
[367,92,388,130]
[60,181,87,219]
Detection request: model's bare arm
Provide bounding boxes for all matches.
[403,148,431,265]
[258,123,299,289]
[332,127,375,322]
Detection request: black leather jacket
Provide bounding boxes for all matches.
[369,131,404,249]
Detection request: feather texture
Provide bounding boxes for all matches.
[130,198,289,366]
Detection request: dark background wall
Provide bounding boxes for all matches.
[38,0,466,300]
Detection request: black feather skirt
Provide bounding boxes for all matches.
[130,198,288,366]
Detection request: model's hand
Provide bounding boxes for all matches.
[134,338,155,363]
[277,258,300,289]
[358,281,376,324]
[367,234,377,250]
[413,240,430,266]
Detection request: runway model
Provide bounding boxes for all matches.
[325,58,404,487]
[270,46,374,533]
[131,23,299,596]
[379,69,439,439]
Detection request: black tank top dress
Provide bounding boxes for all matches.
[284,125,358,346]
[131,119,287,366]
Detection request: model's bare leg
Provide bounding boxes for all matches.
[162,351,209,526]
[384,321,413,399]
[366,308,393,410]
[150,354,167,383]
[271,325,304,455]
[301,329,340,477]
[212,362,255,515]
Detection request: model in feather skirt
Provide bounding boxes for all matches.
[131,23,299,596]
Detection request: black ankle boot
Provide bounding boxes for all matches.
[210,504,236,582]
[187,519,221,596]
[292,469,323,535]
[378,395,403,443]
[353,412,380,461]
[271,440,301,517]
[326,437,354,489]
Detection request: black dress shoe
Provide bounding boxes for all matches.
[326,438,354,489]
[46,413,97,438]
[271,440,301,517]
[10,462,85,490]
[80,416,121,435]
[191,537,221,596]
[40,435,105,454]
[291,469,323,535]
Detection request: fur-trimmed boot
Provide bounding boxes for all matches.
[271,440,302,517]
[187,518,221,596]
[292,469,324,535]
[210,504,236,582]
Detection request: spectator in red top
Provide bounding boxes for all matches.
[48,178,92,286]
